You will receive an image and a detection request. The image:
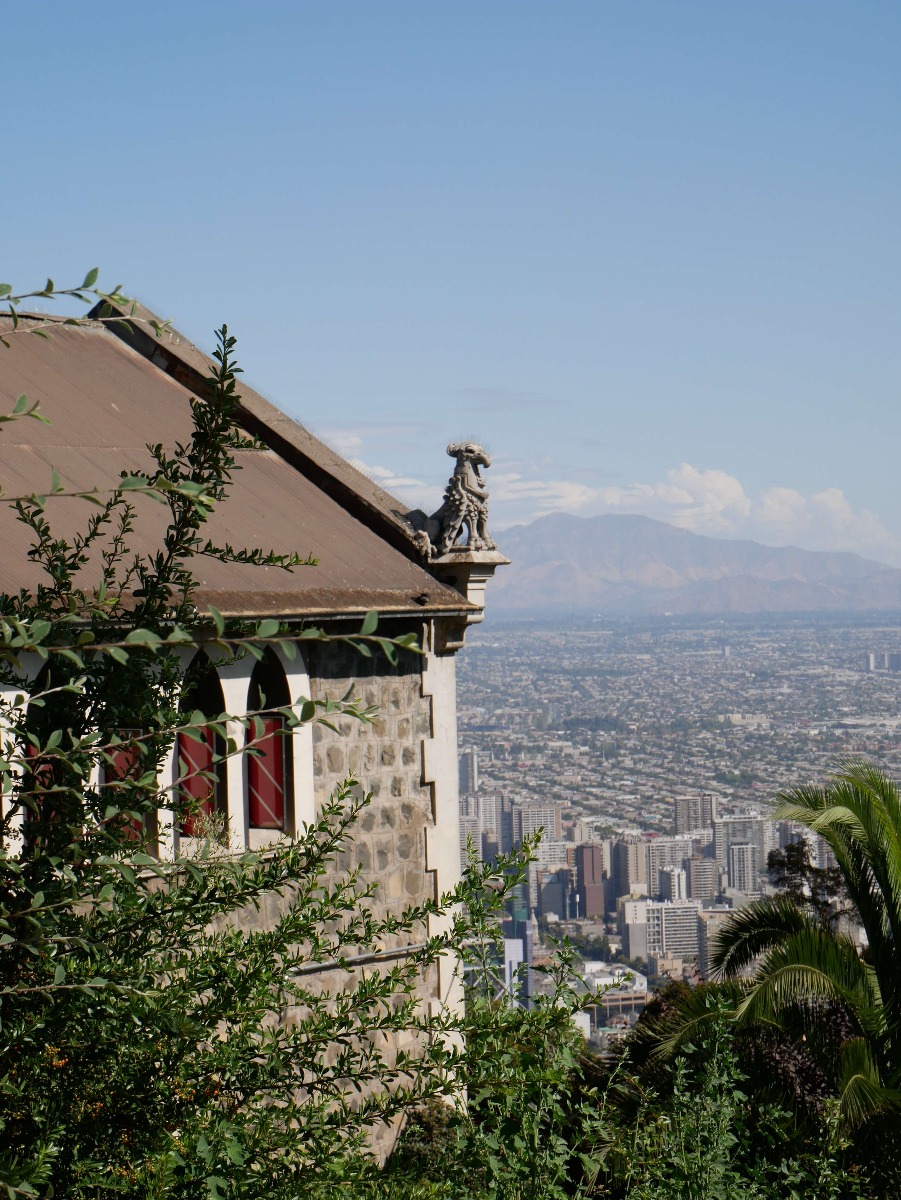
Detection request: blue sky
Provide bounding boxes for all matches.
[5,3,901,560]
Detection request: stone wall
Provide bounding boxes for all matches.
[308,639,435,926]
[304,638,442,1160]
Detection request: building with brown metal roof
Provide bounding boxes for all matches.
[0,305,507,1070]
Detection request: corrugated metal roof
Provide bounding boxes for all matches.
[0,318,474,619]
[91,300,429,563]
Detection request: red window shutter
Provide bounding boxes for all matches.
[178,727,217,837]
[248,716,285,830]
[23,741,55,828]
[102,731,144,842]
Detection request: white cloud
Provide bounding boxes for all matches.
[597,463,901,564]
[349,460,441,512]
[491,473,598,519]
[324,431,363,457]
[325,425,901,566]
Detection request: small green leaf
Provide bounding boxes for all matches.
[12,394,28,415]
[256,618,279,639]
[105,646,129,664]
[82,267,99,288]
[207,605,225,636]
[119,474,151,491]
[125,628,162,648]
[360,610,378,636]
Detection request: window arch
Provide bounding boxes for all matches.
[177,653,226,838]
[21,665,56,841]
[246,650,292,832]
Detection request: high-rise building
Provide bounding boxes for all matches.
[618,898,648,960]
[613,836,648,899]
[538,868,571,920]
[698,907,734,979]
[479,790,512,859]
[659,866,688,902]
[646,900,701,961]
[674,792,718,835]
[458,746,479,796]
[687,857,720,902]
[459,813,481,869]
[727,843,759,894]
[646,835,694,895]
[575,843,609,918]
[512,801,563,845]
[713,815,773,878]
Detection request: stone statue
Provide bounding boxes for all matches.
[412,442,496,558]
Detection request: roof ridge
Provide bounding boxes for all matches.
[87,298,428,564]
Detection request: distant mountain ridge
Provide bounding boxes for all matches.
[489,514,901,615]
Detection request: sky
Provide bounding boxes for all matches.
[5,3,901,562]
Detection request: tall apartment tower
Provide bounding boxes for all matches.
[479,790,512,859]
[674,792,718,835]
[575,844,609,918]
[659,866,688,902]
[713,815,772,870]
[687,857,720,903]
[728,843,759,894]
[512,802,563,845]
[613,836,648,899]
[458,746,479,796]
[645,901,701,961]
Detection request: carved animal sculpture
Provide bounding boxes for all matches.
[429,442,496,555]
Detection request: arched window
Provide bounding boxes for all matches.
[177,654,226,838]
[101,728,145,842]
[247,651,292,832]
[21,666,58,843]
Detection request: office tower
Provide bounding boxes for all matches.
[538,868,570,920]
[458,746,479,795]
[459,813,481,870]
[687,856,720,902]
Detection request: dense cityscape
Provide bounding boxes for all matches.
[456,615,901,1039]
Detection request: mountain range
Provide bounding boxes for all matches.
[488,514,901,615]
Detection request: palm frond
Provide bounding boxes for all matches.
[836,1037,901,1130]
[710,895,820,980]
[734,927,876,1030]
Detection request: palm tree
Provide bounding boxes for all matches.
[710,759,901,1130]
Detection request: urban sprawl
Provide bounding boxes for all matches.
[456,616,901,1043]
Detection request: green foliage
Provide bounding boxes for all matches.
[613,999,871,1200]
[0,291,473,1197]
[767,838,850,924]
[712,761,901,1142]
